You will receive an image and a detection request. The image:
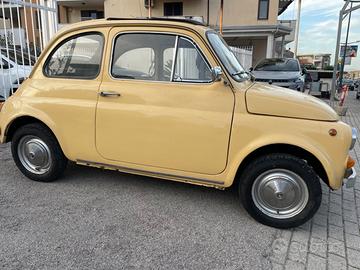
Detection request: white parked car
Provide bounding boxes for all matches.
[0,49,35,101]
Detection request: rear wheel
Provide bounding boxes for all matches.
[239,153,321,228]
[11,123,68,182]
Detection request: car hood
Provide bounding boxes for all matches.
[245,83,339,121]
[252,71,300,80]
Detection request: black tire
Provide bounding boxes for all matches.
[11,123,68,182]
[239,153,322,229]
[356,94,360,100]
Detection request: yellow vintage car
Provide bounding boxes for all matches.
[0,18,357,228]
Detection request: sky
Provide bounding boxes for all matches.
[279,0,360,71]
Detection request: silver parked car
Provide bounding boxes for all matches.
[251,58,306,92]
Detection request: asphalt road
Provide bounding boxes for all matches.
[0,143,276,270]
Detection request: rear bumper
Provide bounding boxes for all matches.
[343,167,357,188]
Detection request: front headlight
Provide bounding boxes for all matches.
[350,127,357,150]
[294,77,304,83]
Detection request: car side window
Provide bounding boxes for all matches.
[173,37,212,82]
[111,33,176,81]
[0,57,11,69]
[111,33,212,83]
[44,33,104,79]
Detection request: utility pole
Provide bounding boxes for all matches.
[293,0,302,57]
[331,0,360,102]
[339,3,352,92]
[148,0,152,18]
[220,0,224,35]
[207,0,210,26]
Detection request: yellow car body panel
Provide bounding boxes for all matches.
[246,83,339,121]
[0,19,354,190]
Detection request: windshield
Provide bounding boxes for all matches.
[1,49,36,66]
[255,58,300,72]
[207,31,249,81]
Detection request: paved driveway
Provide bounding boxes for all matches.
[270,93,360,270]
[0,143,275,270]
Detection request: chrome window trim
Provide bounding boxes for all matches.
[170,36,179,82]
[109,30,214,84]
[173,36,213,83]
[205,30,249,83]
[43,31,105,80]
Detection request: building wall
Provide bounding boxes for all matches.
[298,55,332,70]
[20,8,41,47]
[104,0,279,26]
[348,71,360,80]
[58,5,104,24]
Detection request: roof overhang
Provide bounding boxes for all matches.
[221,24,292,38]
[57,0,104,8]
[278,0,295,15]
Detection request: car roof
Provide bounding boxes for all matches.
[58,18,211,36]
[107,17,206,26]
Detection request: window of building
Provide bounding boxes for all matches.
[44,33,104,79]
[258,0,269,20]
[111,33,212,83]
[164,2,183,16]
[80,10,104,21]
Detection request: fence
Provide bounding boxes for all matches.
[0,0,58,101]
[230,46,253,71]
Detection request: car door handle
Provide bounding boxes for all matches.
[100,91,121,97]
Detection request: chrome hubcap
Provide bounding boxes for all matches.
[251,169,309,219]
[17,135,52,175]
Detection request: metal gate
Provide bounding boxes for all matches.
[230,46,253,71]
[0,0,58,100]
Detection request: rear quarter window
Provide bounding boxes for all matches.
[44,32,104,79]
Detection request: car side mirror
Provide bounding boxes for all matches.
[211,66,223,82]
[249,67,254,72]
[302,68,308,75]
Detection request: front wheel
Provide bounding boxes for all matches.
[239,153,322,228]
[11,123,68,182]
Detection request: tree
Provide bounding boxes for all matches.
[324,65,334,71]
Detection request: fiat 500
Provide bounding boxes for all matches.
[0,18,357,228]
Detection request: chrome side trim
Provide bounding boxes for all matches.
[170,35,179,82]
[76,159,225,186]
[351,127,357,150]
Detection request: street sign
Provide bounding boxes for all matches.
[338,57,353,66]
[340,45,358,57]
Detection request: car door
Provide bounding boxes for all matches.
[96,28,234,175]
